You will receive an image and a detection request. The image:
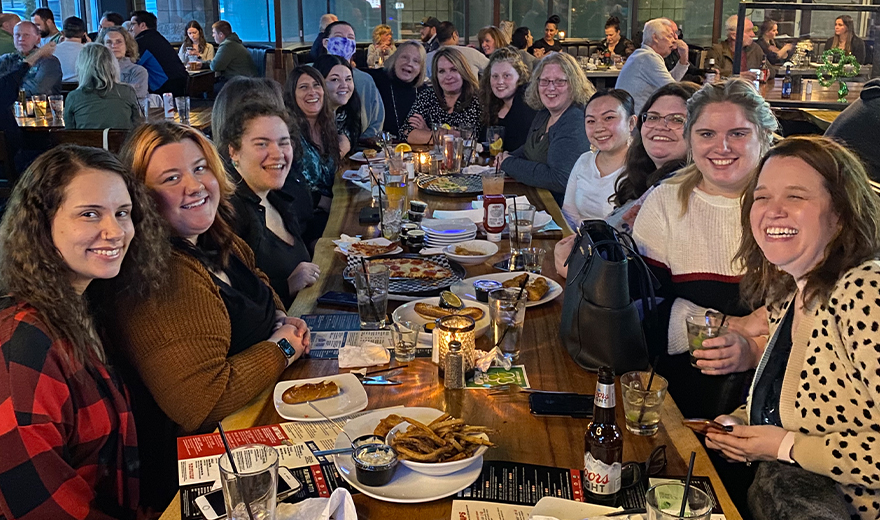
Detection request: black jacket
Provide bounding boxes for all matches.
[826,78,880,182]
[366,67,418,137]
[135,29,187,94]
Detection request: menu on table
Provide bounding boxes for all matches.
[302,313,434,359]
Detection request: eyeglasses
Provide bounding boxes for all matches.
[642,112,687,129]
[538,78,568,88]
[621,445,668,489]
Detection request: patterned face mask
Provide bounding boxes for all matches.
[326,36,356,61]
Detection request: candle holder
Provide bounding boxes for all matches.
[436,315,476,372]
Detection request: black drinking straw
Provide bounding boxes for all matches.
[218,422,256,520]
[637,355,660,423]
[494,275,529,348]
[365,160,385,228]
[679,451,697,519]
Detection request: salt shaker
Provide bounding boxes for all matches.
[444,341,465,389]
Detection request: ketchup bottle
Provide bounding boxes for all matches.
[483,194,506,242]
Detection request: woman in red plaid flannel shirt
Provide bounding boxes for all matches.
[0,145,167,519]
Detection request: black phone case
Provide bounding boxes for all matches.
[317,291,358,307]
[528,393,594,418]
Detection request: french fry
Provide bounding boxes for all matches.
[387,414,494,463]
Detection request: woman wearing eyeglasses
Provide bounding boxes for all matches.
[496,52,594,205]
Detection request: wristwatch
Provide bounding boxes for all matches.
[275,338,297,363]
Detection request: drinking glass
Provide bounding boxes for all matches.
[621,371,669,436]
[489,288,527,362]
[392,320,419,362]
[520,247,546,274]
[48,95,63,119]
[354,264,389,329]
[175,96,191,125]
[32,94,48,119]
[442,135,463,174]
[645,483,713,520]
[486,126,505,156]
[685,314,728,368]
[481,168,504,195]
[383,158,406,240]
[507,203,536,258]
[218,444,278,520]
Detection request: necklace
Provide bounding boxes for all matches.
[389,79,401,132]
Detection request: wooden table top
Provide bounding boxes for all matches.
[16,105,213,131]
[762,77,863,108]
[158,166,742,520]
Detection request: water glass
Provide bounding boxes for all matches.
[621,371,669,436]
[507,203,536,253]
[218,444,278,520]
[489,288,527,362]
[175,96,191,125]
[48,95,63,119]
[32,94,48,119]
[685,314,729,368]
[354,264,389,329]
[442,135,463,174]
[392,320,419,362]
[520,247,546,274]
[382,194,405,241]
[646,483,714,520]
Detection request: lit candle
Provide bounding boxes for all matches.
[436,315,476,371]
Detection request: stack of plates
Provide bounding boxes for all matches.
[421,218,477,248]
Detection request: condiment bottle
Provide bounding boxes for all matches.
[444,341,465,389]
[483,193,506,242]
[705,58,717,84]
[584,366,623,506]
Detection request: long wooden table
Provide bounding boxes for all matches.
[159,167,742,520]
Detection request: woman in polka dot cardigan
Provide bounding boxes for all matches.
[706,136,880,520]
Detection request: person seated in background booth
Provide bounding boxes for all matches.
[178,20,214,64]
[112,121,311,510]
[420,16,441,53]
[64,43,142,129]
[496,52,593,205]
[426,21,489,78]
[100,25,150,102]
[478,25,509,57]
[825,14,866,64]
[322,20,385,139]
[31,7,60,45]
[706,16,768,82]
[511,26,537,69]
[631,78,778,421]
[87,11,123,42]
[0,14,20,56]
[529,15,562,58]
[399,46,482,145]
[561,89,637,228]
[479,47,537,152]
[756,19,794,66]
[0,41,55,166]
[221,102,320,309]
[706,136,880,520]
[367,24,396,68]
[209,20,256,86]
[283,66,341,241]
[314,54,361,157]
[0,144,166,520]
[0,21,61,96]
[599,16,634,58]
[367,40,426,137]
[129,10,188,96]
[616,17,689,113]
[308,13,337,63]
[54,16,86,82]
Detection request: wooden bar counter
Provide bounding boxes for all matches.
[159,166,742,520]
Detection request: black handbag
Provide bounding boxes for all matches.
[559,219,657,373]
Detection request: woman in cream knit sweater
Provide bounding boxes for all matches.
[706,136,880,520]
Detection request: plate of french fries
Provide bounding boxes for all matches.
[384,412,495,476]
[332,407,489,502]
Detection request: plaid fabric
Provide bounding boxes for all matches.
[0,300,139,520]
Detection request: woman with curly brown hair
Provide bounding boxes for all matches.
[478,26,509,56]
[0,144,167,519]
[110,121,311,510]
[480,47,537,152]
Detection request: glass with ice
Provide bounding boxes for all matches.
[218,444,278,520]
[685,314,728,368]
[354,264,389,329]
[489,288,527,362]
[646,483,714,520]
[621,371,669,436]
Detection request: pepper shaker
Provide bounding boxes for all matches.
[444,341,466,389]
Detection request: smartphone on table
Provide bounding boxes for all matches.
[194,466,302,520]
[682,418,734,435]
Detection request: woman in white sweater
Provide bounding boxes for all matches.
[706,136,880,520]
[561,89,636,228]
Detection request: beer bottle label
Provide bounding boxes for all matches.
[595,382,615,408]
[584,452,622,495]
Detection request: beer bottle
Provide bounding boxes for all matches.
[584,366,623,506]
[781,64,793,99]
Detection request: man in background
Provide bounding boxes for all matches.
[616,18,689,113]
[210,20,257,92]
[425,21,489,78]
[420,17,440,53]
[0,21,61,95]
[31,8,61,45]
[308,13,337,63]
[0,14,20,55]
[88,11,124,42]
[706,15,767,81]
[130,10,187,96]
[54,16,86,82]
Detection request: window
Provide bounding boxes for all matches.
[219,0,271,42]
[329,0,383,42]
[389,0,451,41]
[556,0,631,39]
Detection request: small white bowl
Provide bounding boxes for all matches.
[385,422,489,476]
[443,240,499,266]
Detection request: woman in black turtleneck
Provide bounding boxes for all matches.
[366,40,426,138]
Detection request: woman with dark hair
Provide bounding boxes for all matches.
[223,102,319,309]
[178,20,214,62]
[112,121,311,510]
[0,144,167,519]
[529,15,562,58]
[314,54,362,156]
[366,40,426,137]
[399,47,482,144]
[706,136,880,520]
[284,66,341,240]
[756,19,794,65]
[825,15,865,63]
[511,26,537,68]
[478,26,510,56]
[561,89,636,228]
[599,16,634,57]
[480,47,536,152]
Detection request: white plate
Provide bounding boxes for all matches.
[333,407,484,503]
[426,237,478,246]
[335,237,403,258]
[507,211,552,230]
[421,218,478,236]
[391,297,490,340]
[529,497,621,519]
[350,150,386,162]
[450,272,563,308]
[443,240,499,265]
[273,373,368,421]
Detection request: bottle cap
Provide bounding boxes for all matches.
[449,340,462,353]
